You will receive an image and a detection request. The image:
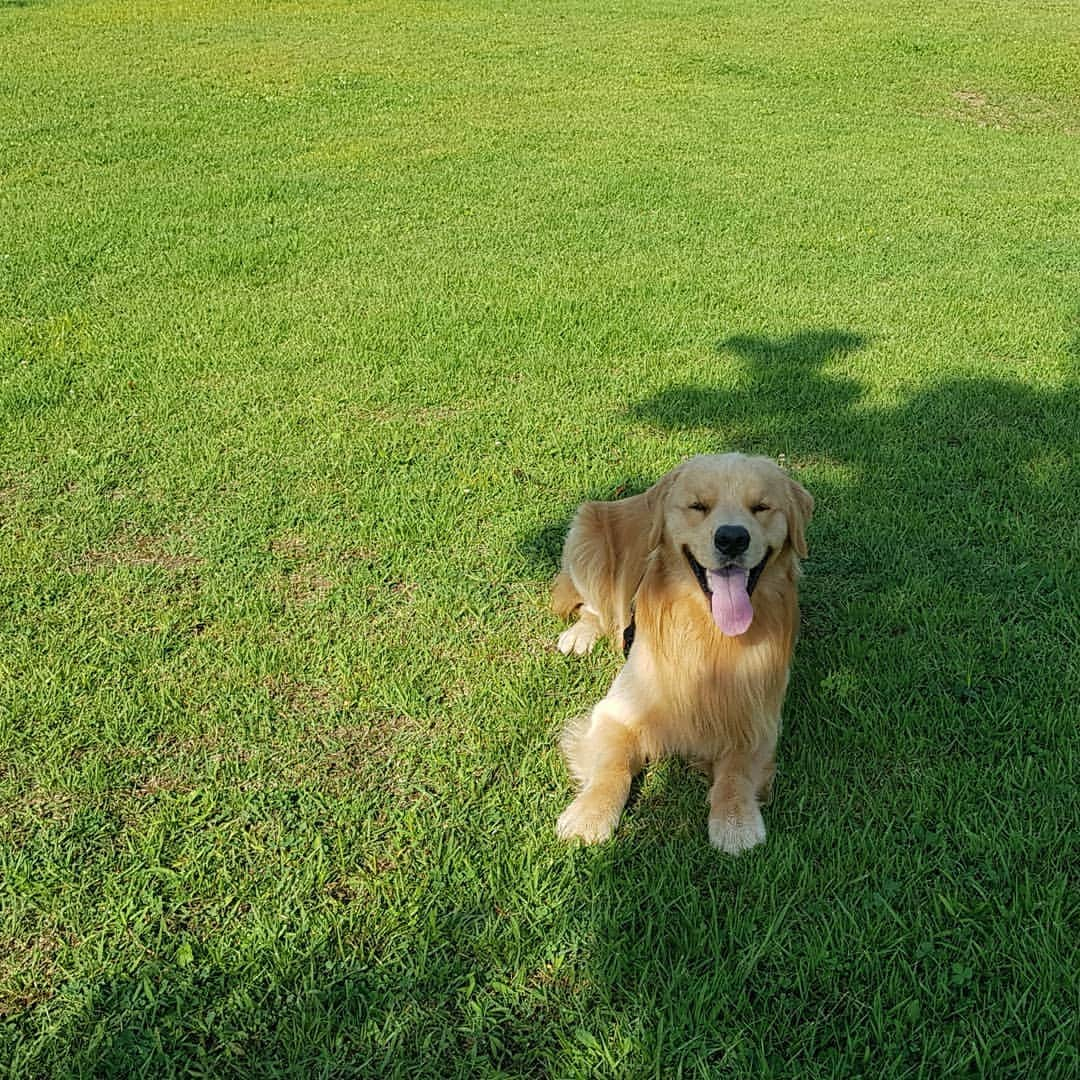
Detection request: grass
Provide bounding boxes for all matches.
[1,0,1078,1074]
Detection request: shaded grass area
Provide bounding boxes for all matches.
[2,0,1079,1075]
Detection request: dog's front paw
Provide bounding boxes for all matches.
[557,622,600,656]
[708,804,766,854]
[556,793,620,844]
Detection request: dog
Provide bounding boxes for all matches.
[551,453,813,853]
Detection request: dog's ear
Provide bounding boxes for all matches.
[644,466,681,551]
[785,476,814,559]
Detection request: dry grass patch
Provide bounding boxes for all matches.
[264,673,333,716]
[950,89,1015,129]
[82,532,202,572]
[284,566,334,604]
[269,532,336,603]
[269,533,309,559]
[0,926,67,1019]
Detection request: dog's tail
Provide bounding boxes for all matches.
[559,713,592,787]
[551,571,581,619]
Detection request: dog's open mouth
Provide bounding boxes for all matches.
[684,547,771,636]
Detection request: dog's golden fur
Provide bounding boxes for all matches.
[552,453,813,853]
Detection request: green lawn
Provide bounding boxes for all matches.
[2,0,1079,1075]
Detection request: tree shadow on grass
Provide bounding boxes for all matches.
[529,327,1080,1073]
[519,330,868,578]
[541,327,1079,734]
[632,328,868,436]
[529,324,1079,753]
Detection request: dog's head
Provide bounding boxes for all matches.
[646,454,813,635]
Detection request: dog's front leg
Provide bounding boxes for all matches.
[707,734,776,854]
[556,698,642,844]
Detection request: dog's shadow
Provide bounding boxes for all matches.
[519,476,654,578]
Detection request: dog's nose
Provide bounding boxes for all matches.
[714,525,750,557]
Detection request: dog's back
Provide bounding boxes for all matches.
[552,492,655,647]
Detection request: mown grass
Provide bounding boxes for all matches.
[1,0,1078,1075]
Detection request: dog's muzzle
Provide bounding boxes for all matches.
[684,546,771,599]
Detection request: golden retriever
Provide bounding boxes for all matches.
[551,453,813,853]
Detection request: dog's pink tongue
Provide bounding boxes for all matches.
[707,567,753,636]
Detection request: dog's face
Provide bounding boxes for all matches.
[651,454,813,635]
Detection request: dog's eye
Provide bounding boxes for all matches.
[751,503,771,514]
[689,502,710,514]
